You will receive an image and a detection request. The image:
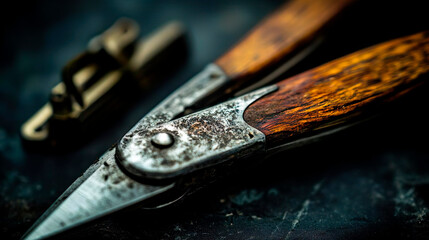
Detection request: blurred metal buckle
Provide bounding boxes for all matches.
[21,18,188,149]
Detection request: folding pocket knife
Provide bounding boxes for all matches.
[32,0,429,239]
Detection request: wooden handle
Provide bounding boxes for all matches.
[243,31,429,148]
[215,0,353,89]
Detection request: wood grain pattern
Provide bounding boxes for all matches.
[215,0,353,88]
[244,31,429,147]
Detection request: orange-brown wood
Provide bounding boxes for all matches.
[216,0,353,88]
[244,31,429,147]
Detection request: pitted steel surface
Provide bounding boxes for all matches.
[116,85,277,179]
[23,149,174,240]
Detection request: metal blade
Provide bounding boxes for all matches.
[22,64,228,240]
[22,149,174,240]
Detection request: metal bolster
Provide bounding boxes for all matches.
[115,63,230,175]
[116,85,278,179]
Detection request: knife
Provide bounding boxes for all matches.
[22,0,357,238]
[117,31,429,178]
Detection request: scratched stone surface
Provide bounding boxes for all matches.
[1,0,429,239]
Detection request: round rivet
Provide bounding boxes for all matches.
[151,132,174,148]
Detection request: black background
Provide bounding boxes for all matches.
[1,0,429,239]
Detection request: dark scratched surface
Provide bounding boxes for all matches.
[1,0,429,239]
